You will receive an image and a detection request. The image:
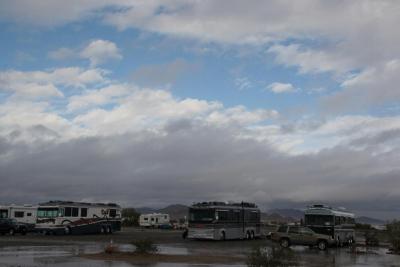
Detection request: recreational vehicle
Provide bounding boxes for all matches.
[0,205,37,224]
[139,213,170,227]
[35,201,122,235]
[187,201,261,240]
[304,204,355,246]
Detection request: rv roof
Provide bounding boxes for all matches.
[39,200,120,208]
[192,201,258,208]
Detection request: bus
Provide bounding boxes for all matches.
[304,204,355,246]
[187,201,261,240]
[35,201,122,235]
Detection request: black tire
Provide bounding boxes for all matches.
[280,238,290,248]
[20,228,27,236]
[220,231,226,241]
[64,226,71,235]
[100,226,106,234]
[317,240,328,251]
[251,231,255,240]
[8,228,15,236]
[246,231,251,240]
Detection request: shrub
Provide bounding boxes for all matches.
[386,220,400,253]
[246,245,299,267]
[131,239,159,254]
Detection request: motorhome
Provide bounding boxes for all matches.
[0,205,37,225]
[187,201,261,240]
[139,213,170,227]
[304,204,355,246]
[35,201,122,235]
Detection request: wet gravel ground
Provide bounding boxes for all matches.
[0,227,399,267]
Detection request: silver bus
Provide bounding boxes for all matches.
[304,204,355,246]
[187,201,261,240]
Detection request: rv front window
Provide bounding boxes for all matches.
[37,208,59,218]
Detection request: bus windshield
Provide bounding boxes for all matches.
[305,214,334,226]
[189,208,215,222]
[37,207,60,218]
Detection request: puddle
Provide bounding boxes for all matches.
[0,243,399,267]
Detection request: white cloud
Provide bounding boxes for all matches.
[80,39,122,66]
[0,67,108,98]
[267,82,295,94]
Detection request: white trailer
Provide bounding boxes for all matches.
[0,205,37,224]
[139,213,170,227]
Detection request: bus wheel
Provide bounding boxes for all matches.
[246,231,251,240]
[220,231,226,241]
[280,238,290,248]
[64,226,71,235]
[100,226,106,234]
[317,240,327,251]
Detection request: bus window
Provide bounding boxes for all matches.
[216,210,228,221]
[189,208,215,222]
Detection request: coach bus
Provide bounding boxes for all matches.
[304,204,355,246]
[187,201,261,240]
[35,201,122,235]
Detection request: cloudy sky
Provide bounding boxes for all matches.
[1,0,400,219]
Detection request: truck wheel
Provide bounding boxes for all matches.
[8,228,15,236]
[318,240,327,251]
[280,238,290,248]
[246,231,251,240]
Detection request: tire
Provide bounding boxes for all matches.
[317,240,328,251]
[21,228,27,236]
[280,238,290,248]
[251,231,255,240]
[246,231,251,240]
[100,226,106,234]
[220,231,226,241]
[8,228,15,236]
[64,226,71,235]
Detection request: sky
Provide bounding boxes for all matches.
[0,0,400,219]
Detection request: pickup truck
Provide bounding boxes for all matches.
[0,218,29,235]
[271,225,335,250]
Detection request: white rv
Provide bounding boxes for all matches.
[0,205,37,224]
[139,213,170,227]
[35,201,122,235]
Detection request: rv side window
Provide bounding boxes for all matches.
[109,209,116,218]
[14,211,24,218]
[164,216,167,219]
[81,208,87,217]
[144,217,148,221]
[65,207,72,217]
[72,208,79,217]
[27,213,32,217]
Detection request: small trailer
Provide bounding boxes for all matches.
[0,205,37,224]
[139,213,170,228]
[35,201,122,235]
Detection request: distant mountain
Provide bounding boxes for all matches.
[356,216,385,225]
[267,209,303,221]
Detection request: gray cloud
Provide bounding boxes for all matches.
[1,121,399,219]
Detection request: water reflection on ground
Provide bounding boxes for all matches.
[0,243,399,267]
